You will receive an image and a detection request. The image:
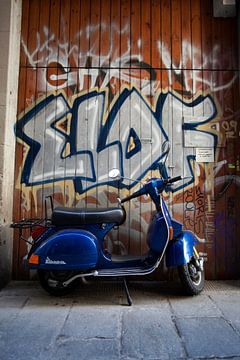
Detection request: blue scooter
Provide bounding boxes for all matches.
[12,145,204,304]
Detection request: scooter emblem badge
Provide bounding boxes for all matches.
[45,257,66,265]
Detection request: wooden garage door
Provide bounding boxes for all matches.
[13,0,240,279]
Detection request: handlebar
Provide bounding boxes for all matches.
[121,188,147,204]
[120,175,182,204]
[164,175,182,184]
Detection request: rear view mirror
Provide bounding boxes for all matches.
[109,168,121,180]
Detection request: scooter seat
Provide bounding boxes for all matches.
[51,206,126,226]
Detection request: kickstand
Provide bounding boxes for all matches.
[123,278,132,306]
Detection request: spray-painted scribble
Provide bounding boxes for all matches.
[21,24,237,96]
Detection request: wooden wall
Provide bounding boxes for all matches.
[13,0,240,279]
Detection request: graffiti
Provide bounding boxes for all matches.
[195,187,205,236]
[183,185,205,238]
[16,87,217,194]
[21,24,237,96]
[222,120,238,139]
[184,188,195,229]
[205,195,215,243]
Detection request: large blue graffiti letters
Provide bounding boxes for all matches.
[160,93,217,191]
[16,88,217,193]
[16,94,95,188]
[97,88,167,187]
[71,90,121,192]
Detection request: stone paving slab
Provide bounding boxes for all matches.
[169,294,221,318]
[0,281,240,360]
[209,293,240,334]
[176,317,240,359]
[50,337,120,360]
[0,301,70,360]
[61,306,121,339]
[121,307,185,359]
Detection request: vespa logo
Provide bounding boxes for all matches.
[45,257,66,265]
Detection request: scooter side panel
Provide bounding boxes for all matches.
[165,230,198,268]
[31,229,99,270]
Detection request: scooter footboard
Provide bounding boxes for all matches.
[166,230,198,268]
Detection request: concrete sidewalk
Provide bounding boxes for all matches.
[0,280,240,360]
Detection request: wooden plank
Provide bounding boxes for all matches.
[38,0,51,67]
[59,0,70,206]
[34,1,51,218]
[100,0,111,69]
[232,76,240,278]
[161,0,171,88]
[130,0,141,68]
[20,0,30,67]
[217,4,238,277]
[12,66,27,279]
[18,67,38,278]
[200,1,215,279]
[25,0,40,68]
[141,0,151,66]
[171,0,182,93]
[222,74,237,278]
[78,0,91,207]
[49,0,61,53]
[151,0,161,70]
[99,0,111,222]
[47,0,61,205]
[201,0,213,70]
[120,0,131,69]
[181,0,192,91]
[68,0,80,71]
[139,0,151,255]
[110,0,120,71]
[88,0,101,206]
[191,0,202,71]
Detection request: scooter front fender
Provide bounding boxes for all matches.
[165,230,198,268]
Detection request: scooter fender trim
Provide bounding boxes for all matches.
[165,230,198,268]
[31,229,99,270]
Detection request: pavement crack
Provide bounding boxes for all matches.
[55,335,114,345]
[167,298,189,359]
[119,309,124,358]
[21,297,29,308]
[45,302,73,352]
[208,294,240,338]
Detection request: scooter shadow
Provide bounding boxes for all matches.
[38,279,186,306]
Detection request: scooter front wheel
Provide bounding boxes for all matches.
[178,255,205,295]
[38,270,78,296]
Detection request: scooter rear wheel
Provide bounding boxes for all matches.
[178,256,205,295]
[38,270,77,296]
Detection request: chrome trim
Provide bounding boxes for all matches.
[97,263,159,277]
[62,270,98,286]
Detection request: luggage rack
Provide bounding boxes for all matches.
[11,218,48,229]
[11,196,54,245]
[11,218,51,245]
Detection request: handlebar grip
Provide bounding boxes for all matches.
[167,176,182,184]
[121,188,146,203]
